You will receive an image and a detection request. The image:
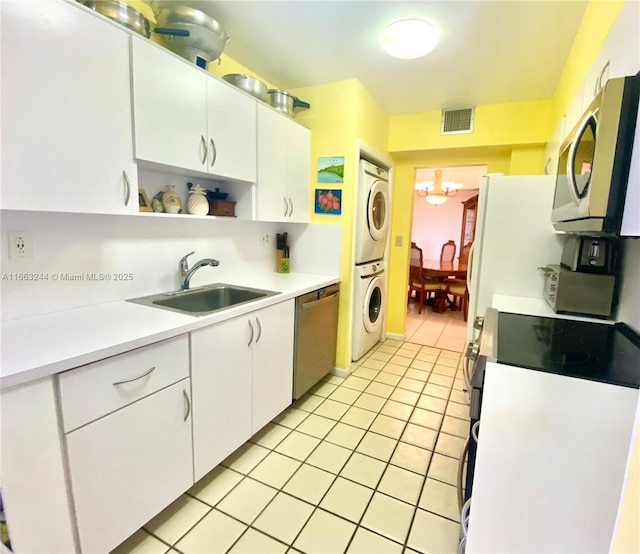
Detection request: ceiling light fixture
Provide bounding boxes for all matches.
[415,169,463,205]
[380,18,439,59]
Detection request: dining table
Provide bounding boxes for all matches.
[422,259,468,313]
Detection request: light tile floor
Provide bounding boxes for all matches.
[112,307,467,554]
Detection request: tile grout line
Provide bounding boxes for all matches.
[146,333,467,554]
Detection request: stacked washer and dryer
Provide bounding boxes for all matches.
[352,159,391,361]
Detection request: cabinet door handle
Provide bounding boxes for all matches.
[596,60,610,96]
[209,138,217,167]
[183,388,191,422]
[123,170,131,206]
[283,197,289,217]
[248,319,254,347]
[200,135,208,165]
[544,158,551,175]
[112,366,156,386]
[457,436,470,511]
[288,198,293,218]
[255,317,262,343]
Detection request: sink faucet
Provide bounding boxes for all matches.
[179,251,220,290]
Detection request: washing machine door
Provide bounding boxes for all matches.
[366,179,390,241]
[363,274,385,333]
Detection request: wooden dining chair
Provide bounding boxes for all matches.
[408,242,444,314]
[440,240,456,263]
[458,242,472,265]
[446,279,469,321]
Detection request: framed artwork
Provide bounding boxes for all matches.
[138,188,153,212]
[315,189,342,215]
[317,156,344,183]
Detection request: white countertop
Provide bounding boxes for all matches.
[492,294,615,323]
[0,272,340,390]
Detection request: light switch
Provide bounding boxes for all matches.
[395,236,403,247]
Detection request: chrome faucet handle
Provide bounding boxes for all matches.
[179,251,195,276]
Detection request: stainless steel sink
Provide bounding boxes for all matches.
[127,283,280,316]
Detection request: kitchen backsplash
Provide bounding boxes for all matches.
[0,211,341,322]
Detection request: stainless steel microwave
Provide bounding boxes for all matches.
[552,74,640,234]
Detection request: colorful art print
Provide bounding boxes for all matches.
[315,189,342,215]
[317,156,345,183]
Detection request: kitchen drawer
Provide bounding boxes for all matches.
[58,335,189,432]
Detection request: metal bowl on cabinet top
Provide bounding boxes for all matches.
[267,89,311,117]
[155,4,230,68]
[222,74,267,102]
[80,0,151,37]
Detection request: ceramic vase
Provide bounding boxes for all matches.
[162,185,182,214]
[187,184,209,216]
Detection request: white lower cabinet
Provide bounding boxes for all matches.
[466,362,639,553]
[65,378,193,553]
[191,315,253,482]
[191,299,295,481]
[251,300,295,433]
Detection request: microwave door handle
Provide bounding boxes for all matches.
[567,112,596,207]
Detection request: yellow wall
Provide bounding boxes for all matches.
[291,79,390,369]
[552,1,625,122]
[385,98,553,335]
[389,99,554,153]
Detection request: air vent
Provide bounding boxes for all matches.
[441,107,475,135]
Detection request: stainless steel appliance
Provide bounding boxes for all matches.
[293,284,340,399]
[552,74,640,234]
[560,235,617,273]
[540,264,616,317]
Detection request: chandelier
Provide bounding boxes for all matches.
[415,169,463,205]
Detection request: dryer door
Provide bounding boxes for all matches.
[363,274,385,333]
[367,179,390,241]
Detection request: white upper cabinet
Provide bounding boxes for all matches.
[1,0,138,214]
[256,104,311,222]
[131,37,257,183]
[581,1,640,111]
[207,78,257,183]
[131,36,208,174]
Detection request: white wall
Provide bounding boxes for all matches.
[0,211,341,321]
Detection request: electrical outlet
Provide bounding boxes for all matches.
[261,234,270,245]
[9,231,33,259]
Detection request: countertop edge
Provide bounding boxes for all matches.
[1,273,340,391]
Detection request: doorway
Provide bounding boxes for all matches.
[406,165,486,349]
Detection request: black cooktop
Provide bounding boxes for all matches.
[496,312,640,389]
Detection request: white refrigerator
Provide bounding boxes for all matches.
[466,174,565,342]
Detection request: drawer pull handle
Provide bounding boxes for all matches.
[183,388,191,422]
[112,366,156,386]
[283,197,289,217]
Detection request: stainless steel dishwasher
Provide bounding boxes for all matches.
[293,284,340,399]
